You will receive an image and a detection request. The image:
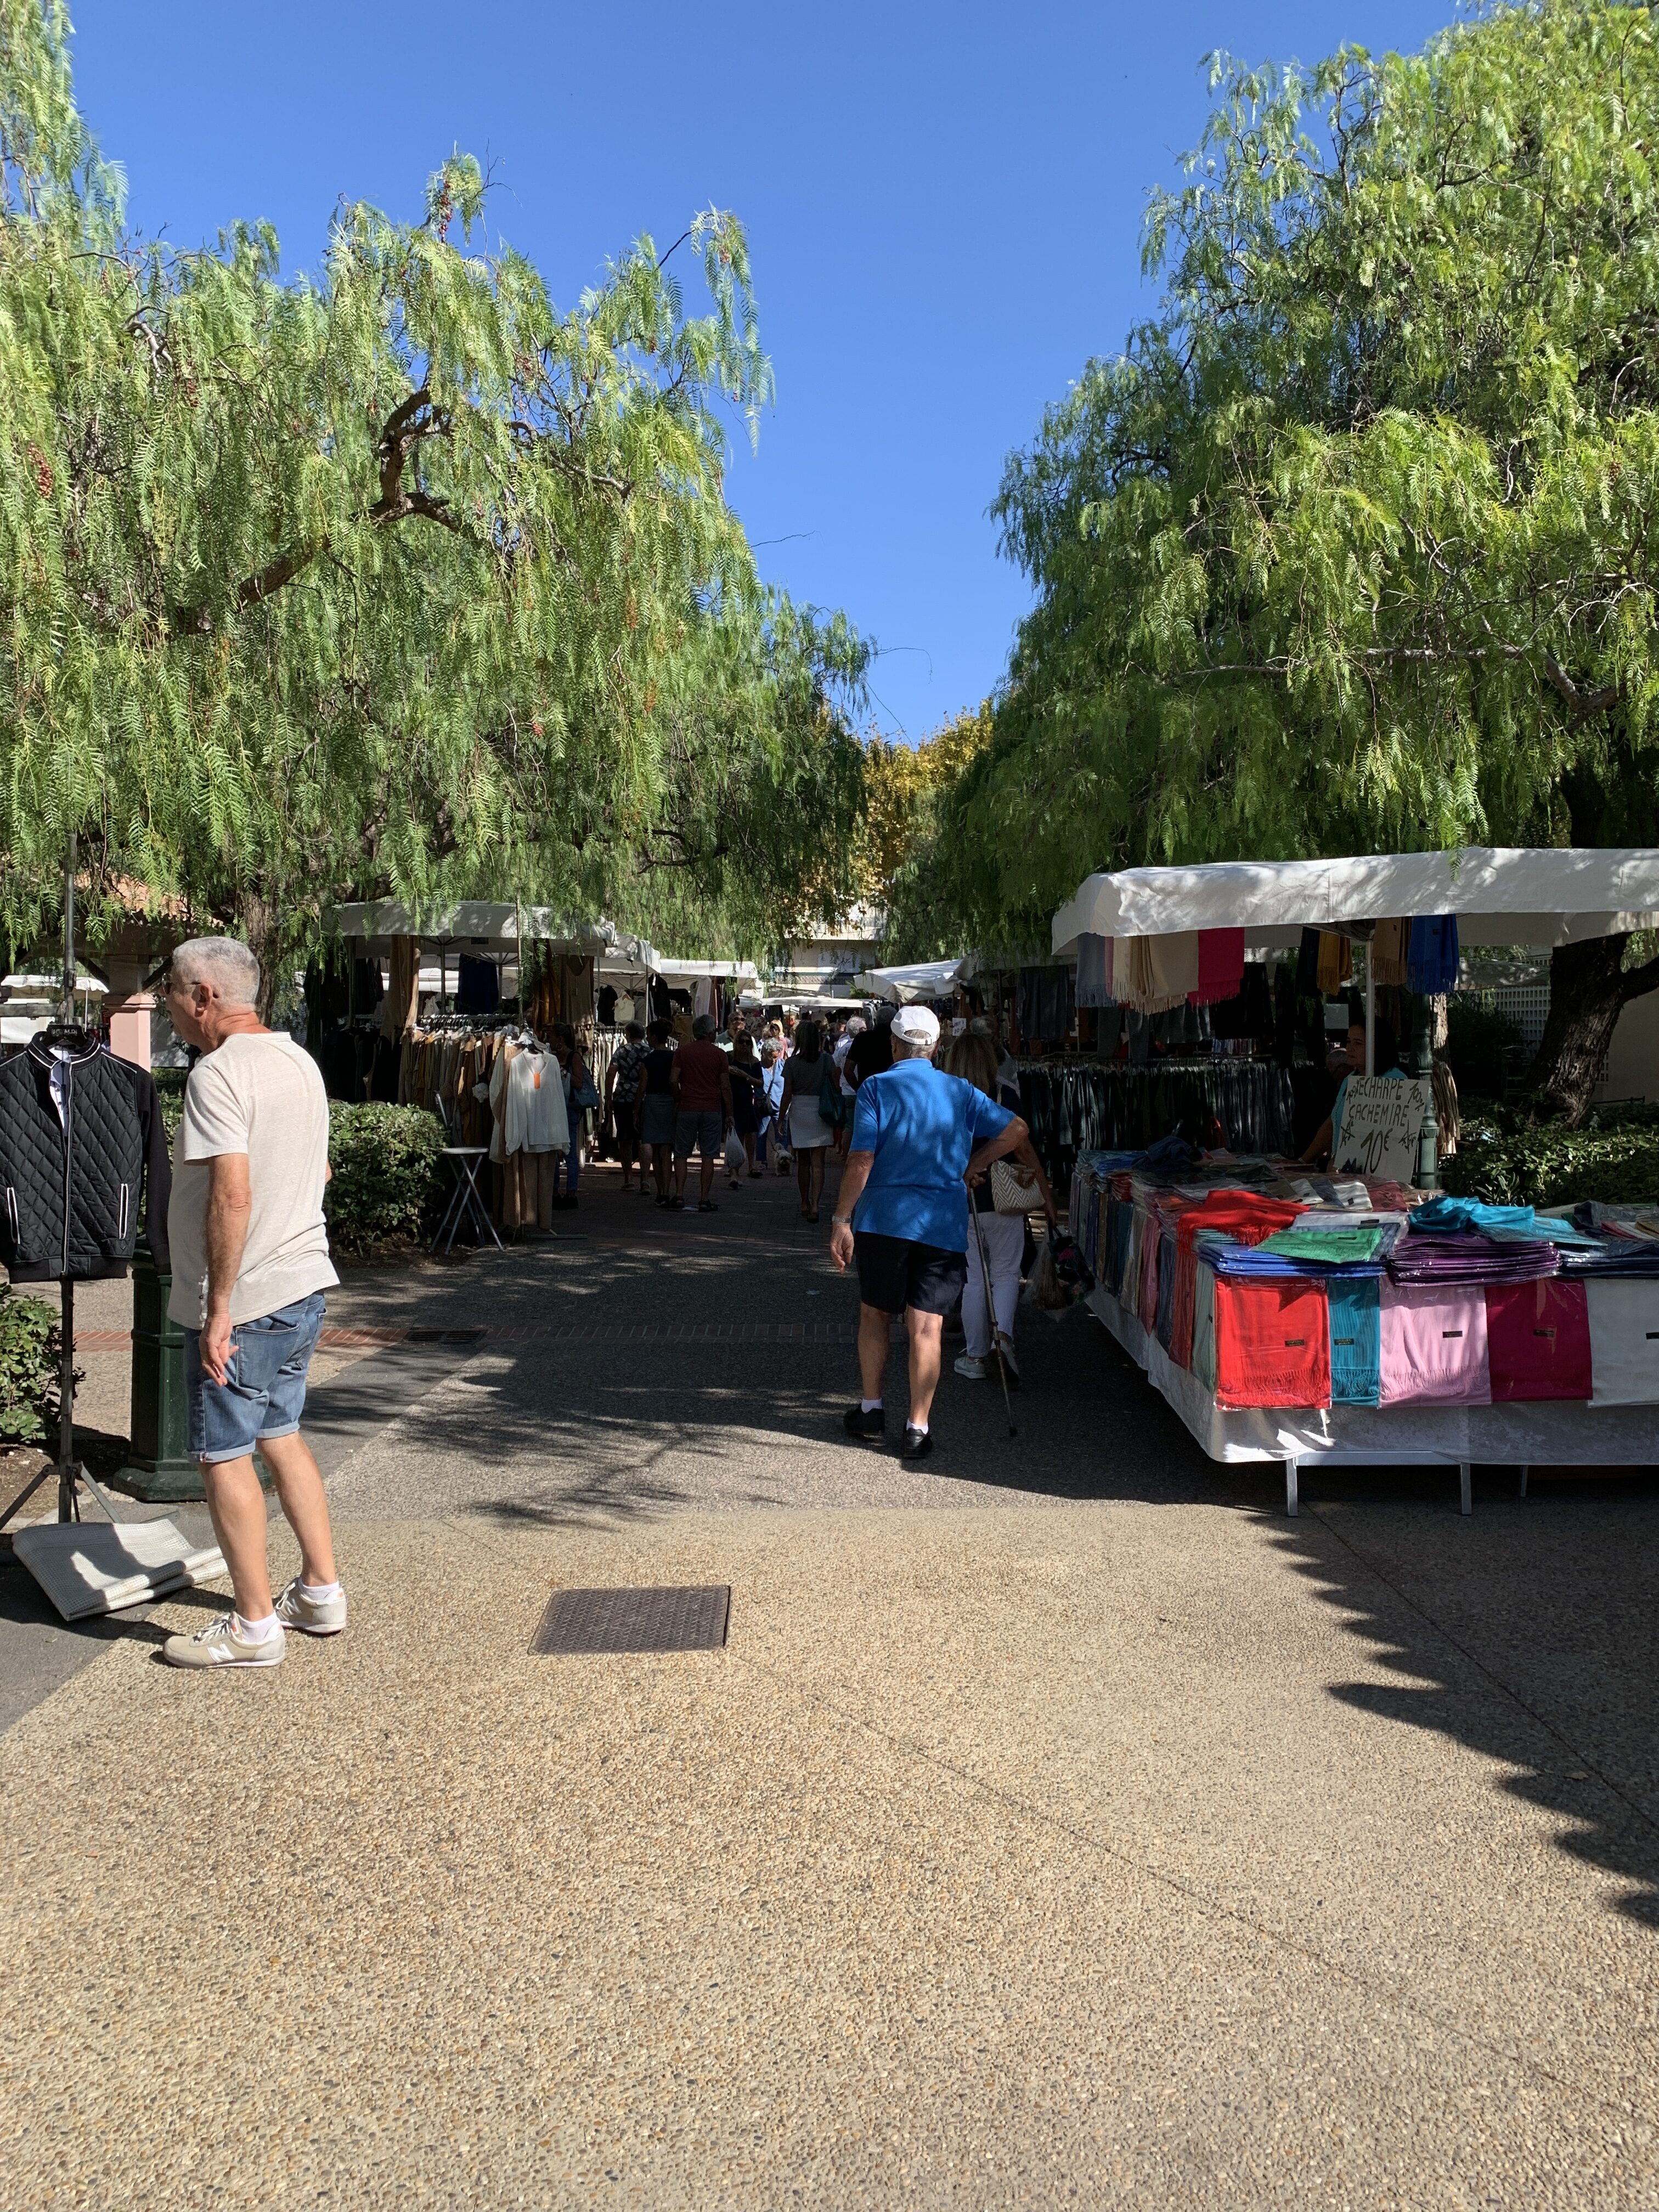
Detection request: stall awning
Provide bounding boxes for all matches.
[325,901,636,957]
[653,958,760,983]
[1052,848,1659,957]
[854,958,969,1003]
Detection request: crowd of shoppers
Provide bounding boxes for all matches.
[587,1002,1057,1454]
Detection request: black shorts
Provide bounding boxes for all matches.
[854,1232,968,1317]
[612,1101,637,1142]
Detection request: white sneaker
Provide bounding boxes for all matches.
[274,1577,348,1637]
[162,1612,286,1669]
[954,1352,987,1380]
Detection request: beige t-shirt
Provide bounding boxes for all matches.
[166,1032,340,1327]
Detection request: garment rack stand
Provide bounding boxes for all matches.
[0,830,123,1533]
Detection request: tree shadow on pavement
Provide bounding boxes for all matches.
[1264,1474,1659,1926]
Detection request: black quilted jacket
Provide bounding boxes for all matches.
[0,1039,172,1282]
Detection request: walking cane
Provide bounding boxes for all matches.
[973,1210,1017,1438]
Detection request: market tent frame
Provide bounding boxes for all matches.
[324,900,653,965]
[1051,848,1659,960]
[853,957,974,1003]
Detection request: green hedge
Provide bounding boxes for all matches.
[0,1285,68,1446]
[324,1103,445,1252]
[1444,1108,1659,1209]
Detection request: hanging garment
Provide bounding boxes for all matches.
[1115,934,1199,1014]
[1370,918,1410,989]
[1327,1277,1382,1406]
[561,955,596,1025]
[1296,928,1322,996]
[1586,1279,1659,1403]
[1406,915,1460,995]
[1378,1282,1492,1404]
[1192,929,1245,1007]
[1075,935,1114,1009]
[1485,1278,1592,1402]
[380,936,420,1040]
[1315,933,1352,996]
[1212,1277,1331,1408]
[0,1039,172,1281]
[456,956,500,1015]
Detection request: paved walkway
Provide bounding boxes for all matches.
[4,1157,1659,2208]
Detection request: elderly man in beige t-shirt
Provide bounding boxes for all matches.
[159,936,345,1671]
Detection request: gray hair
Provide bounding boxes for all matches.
[890,1034,933,1061]
[624,1019,646,1041]
[691,1013,716,1039]
[171,935,260,1006]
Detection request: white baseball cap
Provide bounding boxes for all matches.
[890,1005,941,1047]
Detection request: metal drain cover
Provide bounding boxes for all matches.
[531,1584,731,1656]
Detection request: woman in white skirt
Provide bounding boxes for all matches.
[780,1018,833,1220]
[943,1028,1057,1383]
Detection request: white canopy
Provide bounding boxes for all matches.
[854,958,968,1003]
[325,900,651,963]
[653,958,760,984]
[1052,847,1659,957]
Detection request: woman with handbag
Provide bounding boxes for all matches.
[780,1018,833,1221]
[942,1029,1057,1383]
[551,1024,600,1209]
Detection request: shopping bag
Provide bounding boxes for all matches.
[724,1130,746,1175]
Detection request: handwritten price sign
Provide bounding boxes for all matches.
[1332,1075,1431,1184]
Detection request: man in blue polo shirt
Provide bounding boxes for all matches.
[829,1004,1029,1461]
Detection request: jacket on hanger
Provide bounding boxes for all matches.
[0,1039,172,1282]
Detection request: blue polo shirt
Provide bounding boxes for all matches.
[849,1060,1014,1254]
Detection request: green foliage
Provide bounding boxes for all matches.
[0,1282,65,1444]
[911,1,1659,953]
[0,3,867,978]
[1444,1108,1659,1207]
[324,1103,444,1251]
[1443,997,1525,1101]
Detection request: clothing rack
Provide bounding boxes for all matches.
[1013,1056,1296,1193]
[0,831,122,1531]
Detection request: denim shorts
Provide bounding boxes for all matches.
[185,1291,326,1465]
[674,1107,724,1160]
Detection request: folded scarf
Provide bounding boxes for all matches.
[1369,917,1410,989]
[1316,932,1352,995]
[1075,933,1115,1009]
[1190,928,1246,1007]
[1258,1224,1390,1267]
[1116,934,1200,1014]
[1406,914,1460,995]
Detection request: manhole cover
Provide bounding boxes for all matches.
[531,1584,731,1656]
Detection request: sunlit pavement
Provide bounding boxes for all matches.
[4,1156,1658,2209]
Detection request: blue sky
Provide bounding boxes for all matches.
[72,0,1454,742]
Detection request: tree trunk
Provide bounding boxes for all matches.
[1524,935,1635,1124]
[234,892,281,1026]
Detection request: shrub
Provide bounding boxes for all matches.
[1443,1113,1659,1209]
[0,1284,70,1445]
[324,1103,445,1252]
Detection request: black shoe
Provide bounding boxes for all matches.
[900,1426,933,1462]
[843,1404,886,1441]
[698,1199,718,1212]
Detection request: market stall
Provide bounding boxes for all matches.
[1056,847,1659,1514]
[853,957,972,1003]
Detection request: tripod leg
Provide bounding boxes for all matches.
[0,1461,58,1532]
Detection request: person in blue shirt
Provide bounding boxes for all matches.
[1302,1015,1402,1169]
[829,1003,1029,1462]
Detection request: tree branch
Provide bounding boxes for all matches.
[1543,654,1622,720]
[169,388,461,634]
